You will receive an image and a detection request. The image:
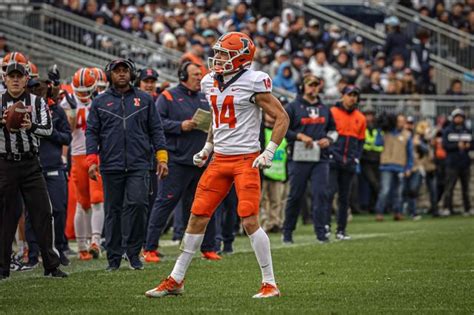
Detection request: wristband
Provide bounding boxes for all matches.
[203,142,214,154]
[156,150,168,163]
[265,141,278,154]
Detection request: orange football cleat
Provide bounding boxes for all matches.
[252,283,281,298]
[201,251,222,261]
[89,243,101,259]
[144,250,160,263]
[78,250,93,261]
[145,276,184,298]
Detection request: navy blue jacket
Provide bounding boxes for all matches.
[442,122,473,169]
[39,103,72,171]
[285,96,337,161]
[157,84,209,166]
[86,86,166,172]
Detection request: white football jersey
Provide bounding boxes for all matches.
[60,94,90,156]
[201,69,272,155]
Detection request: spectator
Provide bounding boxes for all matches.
[402,116,424,220]
[308,46,341,97]
[303,19,323,44]
[181,40,207,76]
[110,10,123,29]
[302,41,315,62]
[83,0,98,21]
[231,2,252,31]
[450,2,466,29]
[0,33,10,57]
[375,113,414,221]
[410,29,431,84]
[349,36,366,69]
[86,59,168,271]
[129,15,146,39]
[175,28,190,53]
[356,62,373,92]
[282,74,338,243]
[289,51,305,85]
[327,86,366,240]
[269,49,289,78]
[418,66,437,94]
[441,109,473,216]
[445,78,466,95]
[332,50,358,84]
[384,16,410,63]
[360,105,383,213]
[401,69,418,94]
[252,48,272,74]
[273,62,298,93]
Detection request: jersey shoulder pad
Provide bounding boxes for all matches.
[245,70,272,94]
[200,73,214,93]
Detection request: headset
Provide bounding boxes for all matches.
[177,61,195,82]
[104,58,137,83]
[299,74,320,95]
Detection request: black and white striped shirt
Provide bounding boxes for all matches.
[0,91,52,154]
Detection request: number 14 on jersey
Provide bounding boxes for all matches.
[210,95,236,129]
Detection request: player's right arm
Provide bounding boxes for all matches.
[61,94,78,130]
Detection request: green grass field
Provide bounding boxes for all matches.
[1,215,473,314]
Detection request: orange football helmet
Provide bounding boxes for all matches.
[91,67,108,92]
[28,61,39,78]
[208,32,256,75]
[72,68,97,103]
[1,52,29,78]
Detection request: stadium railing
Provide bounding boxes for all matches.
[295,0,474,93]
[273,87,474,119]
[0,3,182,75]
[386,3,474,70]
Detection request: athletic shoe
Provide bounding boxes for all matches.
[439,209,451,217]
[59,252,70,267]
[317,238,330,244]
[252,283,280,298]
[105,265,120,272]
[78,250,93,261]
[469,209,474,216]
[201,251,222,261]
[127,255,144,270]
[219,243,233,255]
[44,268,68,278]
[0,274,8,281]
[64,248,77,257]
[393,213,404,221]
[145,276,184,298]
[144,250,160,263]
[375,214,384,222]
[412,215,422,221]
[336,232,352,241]
[324,225,331,239]
[18,260,39,272]
[89,243,101,259]
[282,232,293,245]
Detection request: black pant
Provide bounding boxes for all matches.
[0,158,59,277]
[26,169,69,261]
[361,160,380,212]
[443,167,470,213]
[102,170,149,266]
[327,166,355,233]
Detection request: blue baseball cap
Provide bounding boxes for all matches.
[342,85,360,95]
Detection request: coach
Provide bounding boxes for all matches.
[327,86,366,240]
[0,63,66,279]
[144,62,221,263]
[282,74,338,244]
[86,59,168,271]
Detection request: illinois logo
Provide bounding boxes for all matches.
[134,98,141,107]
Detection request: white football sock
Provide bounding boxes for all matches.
[170,233,204,283]
[90,203,104,245]
[249,227,276,286]
[84,209,92,243]
[74,204,89,251]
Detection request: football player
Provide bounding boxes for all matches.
[0,52,29,94]
[146,32,289,299]
[91,67,108,94]
[61,68,104,260]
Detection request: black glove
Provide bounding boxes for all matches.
[47,64,60,86]
[65,93,77,110]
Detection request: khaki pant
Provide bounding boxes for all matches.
[260,180,288,231]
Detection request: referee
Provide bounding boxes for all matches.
[0,62,67,279]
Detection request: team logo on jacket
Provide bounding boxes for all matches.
[307,107,319,118]
[134,98,141,107]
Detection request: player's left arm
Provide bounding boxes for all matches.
[252,92,289,169]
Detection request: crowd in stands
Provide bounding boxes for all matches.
[46,0,474,96]
[400,0,474,34]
